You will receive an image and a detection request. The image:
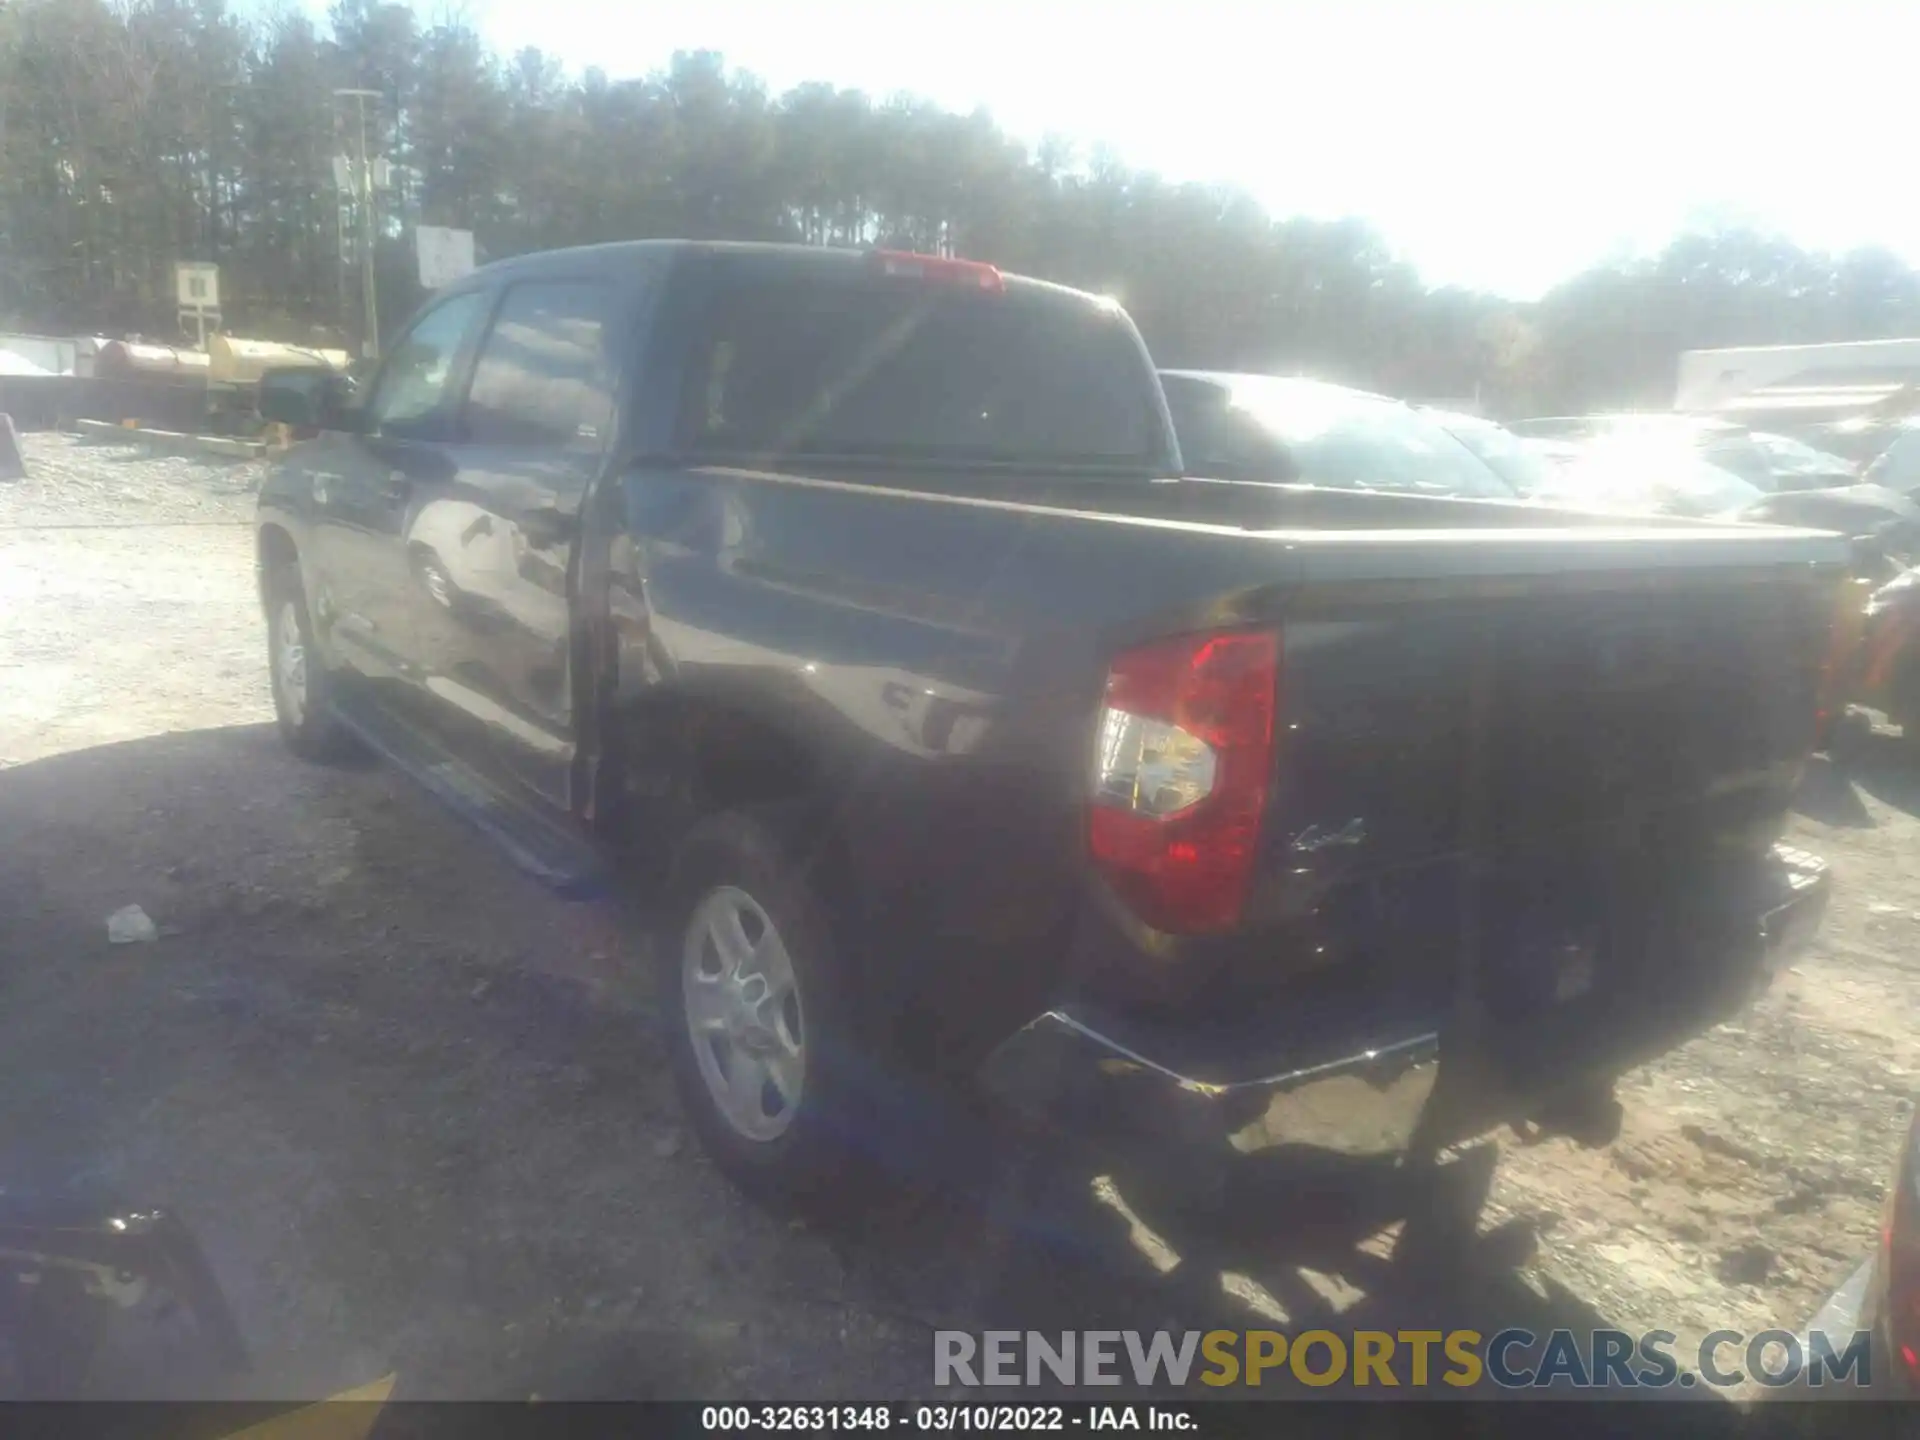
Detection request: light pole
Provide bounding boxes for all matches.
[333,88,383,360]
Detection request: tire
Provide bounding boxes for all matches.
[408,545,458,612]
[1826,707,1875,764]
[264,562,355,762]
[658,808,872,1213]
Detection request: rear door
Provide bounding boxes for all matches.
[311,288,490,684]
[395,275,628,808]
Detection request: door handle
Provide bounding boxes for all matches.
[519,505,575,548]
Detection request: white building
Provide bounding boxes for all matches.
[1675,338,1920,422]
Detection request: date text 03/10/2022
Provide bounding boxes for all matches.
[701,1406,1195,1431]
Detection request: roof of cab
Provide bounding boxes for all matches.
[461,239,1099,305]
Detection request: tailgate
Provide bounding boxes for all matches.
[1256,546,1845,1020]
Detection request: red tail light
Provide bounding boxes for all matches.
[1087,629,1280,934]
[869,249,1004,292]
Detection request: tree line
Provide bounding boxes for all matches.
[4,0,1920,416]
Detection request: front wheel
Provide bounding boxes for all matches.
[659,810,869,1213]
[264,566,355,762]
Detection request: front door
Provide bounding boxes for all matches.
[310,289,491,687]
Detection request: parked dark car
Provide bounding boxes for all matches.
[1510,415,1856,495]
[1497,427,1920,565]
[1747,430,1859,490]
[1747,485,1920,567]
[1158,371,1518,499]
[1516,439,1770,518]
[1423,410,1574,496]
[255,241,1843,1209]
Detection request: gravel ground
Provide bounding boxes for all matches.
[0,431,1915,1404]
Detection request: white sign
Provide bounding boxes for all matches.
[416,226,476,290]
[174,262,220,311]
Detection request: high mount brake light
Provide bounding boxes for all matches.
[869,249,1005,292]
[1087,629,1280,935]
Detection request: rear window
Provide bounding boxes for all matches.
[677,269,1162,469]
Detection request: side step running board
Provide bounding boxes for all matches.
[327,695,609,898]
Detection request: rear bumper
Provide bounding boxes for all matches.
[980,844,1830,1158]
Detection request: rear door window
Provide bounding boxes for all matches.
[679,267,1162,470]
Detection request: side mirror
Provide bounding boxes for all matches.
[258,367,359,433]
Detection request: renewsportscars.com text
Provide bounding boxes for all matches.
[933,1328,1876,1390]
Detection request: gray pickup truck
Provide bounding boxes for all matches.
[255,241,1843,1208]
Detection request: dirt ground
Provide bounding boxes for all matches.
[0,431,1914,1403]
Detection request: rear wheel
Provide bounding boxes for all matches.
[659,810,869,1212]
[264,564,354,762]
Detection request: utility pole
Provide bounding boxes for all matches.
[334,88,383,360]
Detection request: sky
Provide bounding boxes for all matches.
[328,0,1919,299]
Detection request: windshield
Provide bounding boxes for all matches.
[1160,374,1515,499]
[679,269,1163,469]
[1436,419,1560,495]
[1749,432,1856,477]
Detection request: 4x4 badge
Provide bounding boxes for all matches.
[1290,818,1368,853]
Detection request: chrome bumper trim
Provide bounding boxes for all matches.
[978,1009,1441,1157]
[1029,1009,1440,1100]
[982,843,1830,1160]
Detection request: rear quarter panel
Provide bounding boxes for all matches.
[612,465,1314,1037]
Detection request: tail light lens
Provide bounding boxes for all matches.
[1087,630,1280,934]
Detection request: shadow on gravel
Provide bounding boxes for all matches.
[799,1077,1690,1406]
[1793,755,1877,828]
[1840,733,1920,820]
[0,724,1645,1405]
